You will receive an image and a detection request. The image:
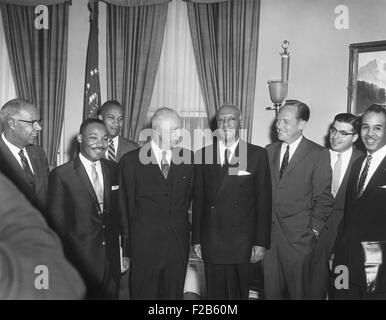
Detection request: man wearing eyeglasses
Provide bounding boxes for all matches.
[308,113,363,299]
[0,98,49,215]
[98,101,138,163]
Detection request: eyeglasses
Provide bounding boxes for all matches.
[14,119,43,129]
[329,127,355,137]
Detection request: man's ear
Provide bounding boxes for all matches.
[97,114,103,121]
[352,133,359,143]
[77,134,83,144]
[299,120,307,130]
[7,118,16,130]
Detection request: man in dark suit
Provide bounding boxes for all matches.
[0,171,85,300]
[308,113,362,299]
[333,104,386,299]
[264,100,334,300]
[119,107,194,300]
[47,118,129,299]
[98,100,138,162]
[192,104,272,300]
[0,98,49,215]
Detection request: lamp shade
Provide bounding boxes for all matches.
[268,80,288,105]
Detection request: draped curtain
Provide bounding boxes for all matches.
[0,0,70,167]
[184,0,260,141]
[105,0,169,142]
[0,11,16,133]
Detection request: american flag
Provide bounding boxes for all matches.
[83,0,101,119]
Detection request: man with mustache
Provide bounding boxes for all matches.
[263,100,333,300]
[333,104,386,299]
[0,98,49,215]
[47,118,129,299]
[308,113,362,299]
[98,100,138,162]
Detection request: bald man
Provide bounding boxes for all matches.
[192,104,272,299]
[119,107,194,299]
[0,99,49,215]
[98,100,138,162]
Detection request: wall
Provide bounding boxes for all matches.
[252,0,386,147]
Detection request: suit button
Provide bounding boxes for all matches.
[211,205,215,209]
[102,225,106,229]
[102,241,106,246]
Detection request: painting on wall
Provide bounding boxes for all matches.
[348,41,386,115]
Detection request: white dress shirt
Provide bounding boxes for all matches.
[1,132,34,174]
[151,140,172,170]
[279,135,303,168]
[330,147,353,188]
[358,144,386,190]
[218,139,239,166]
[79,152,104,193]
[105,135,119,158]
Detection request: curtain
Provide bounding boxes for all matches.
[185,0,260,141]
[0,2,69,167]
[0,11,16,133]
[106,0,168,142]
[149,0,209,151]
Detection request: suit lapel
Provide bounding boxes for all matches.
[116,136,122,161]
[282,137,309,179]
[74,155,100,211]
[361,153,386,198]
[26,147,39,187]
[101,160,110,214]
[272,143,281,184]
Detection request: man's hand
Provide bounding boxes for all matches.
[121,257,130,273]
[193,244,202,259]
[250,246,265,263]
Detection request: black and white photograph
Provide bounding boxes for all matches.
[1,0,386,308]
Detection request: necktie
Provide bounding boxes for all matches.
[107,139,116,161]
[161,151,169,179]
[224,148,231,166]
[280,145,290,179]
[331,153,342,197]
[19,149,35,190]
[356,155,372,198]
[91,163,104,212]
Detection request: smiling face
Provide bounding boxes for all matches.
[361,111,386,153]
[99,104,124,139]
[8,104,41,148]
[330,120,358,153]
[78,122,109,162]
[216,105,241,145]
[153,113,182,150]
[276,104,306,144]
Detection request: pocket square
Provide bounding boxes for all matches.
[379,185,386,189]
[111,185,119,191]
[237,170,251,176]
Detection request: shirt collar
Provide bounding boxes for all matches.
[367,143,386,161]
[330,146,353,160]
[282,135,303,150]
[2,132,26,154]
[110,135,119,145]
[218,139,240,154]
[79,152,100,168]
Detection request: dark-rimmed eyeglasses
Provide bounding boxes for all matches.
[329,127,355,138]
[14,119,43,128]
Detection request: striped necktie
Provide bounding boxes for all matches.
[107,139,116,161]
[356,155,372,198]
[161,151,169,179]
[19,149,35,191]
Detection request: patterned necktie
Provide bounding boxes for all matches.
[279,145,290,179]
[331,153,342,197]
[356,154,372,198]
[91,163,104,212]
[161,151,169,179]
[19,149,35,190]
[107,139,116,161]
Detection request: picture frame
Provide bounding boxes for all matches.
[347,40,386,115]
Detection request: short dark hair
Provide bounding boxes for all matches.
[333,113,360,133]
[284,99,310,121]
[99,100,123,116]
[79,118,105,135]
[362,104,386,121]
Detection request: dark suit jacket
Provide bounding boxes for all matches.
[192,140,272,264]
[116,136,138,162]
[334,153,386,289]
[0,172,85,300]
[47,155,123,299]
[266,137,333,248]
[0,137,49,214]
[314,148,363,260]
[119,143,194,268]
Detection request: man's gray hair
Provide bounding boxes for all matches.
[151,107,182,129]
[0,98,34,120]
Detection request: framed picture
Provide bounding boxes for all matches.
[347,40,386,115]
